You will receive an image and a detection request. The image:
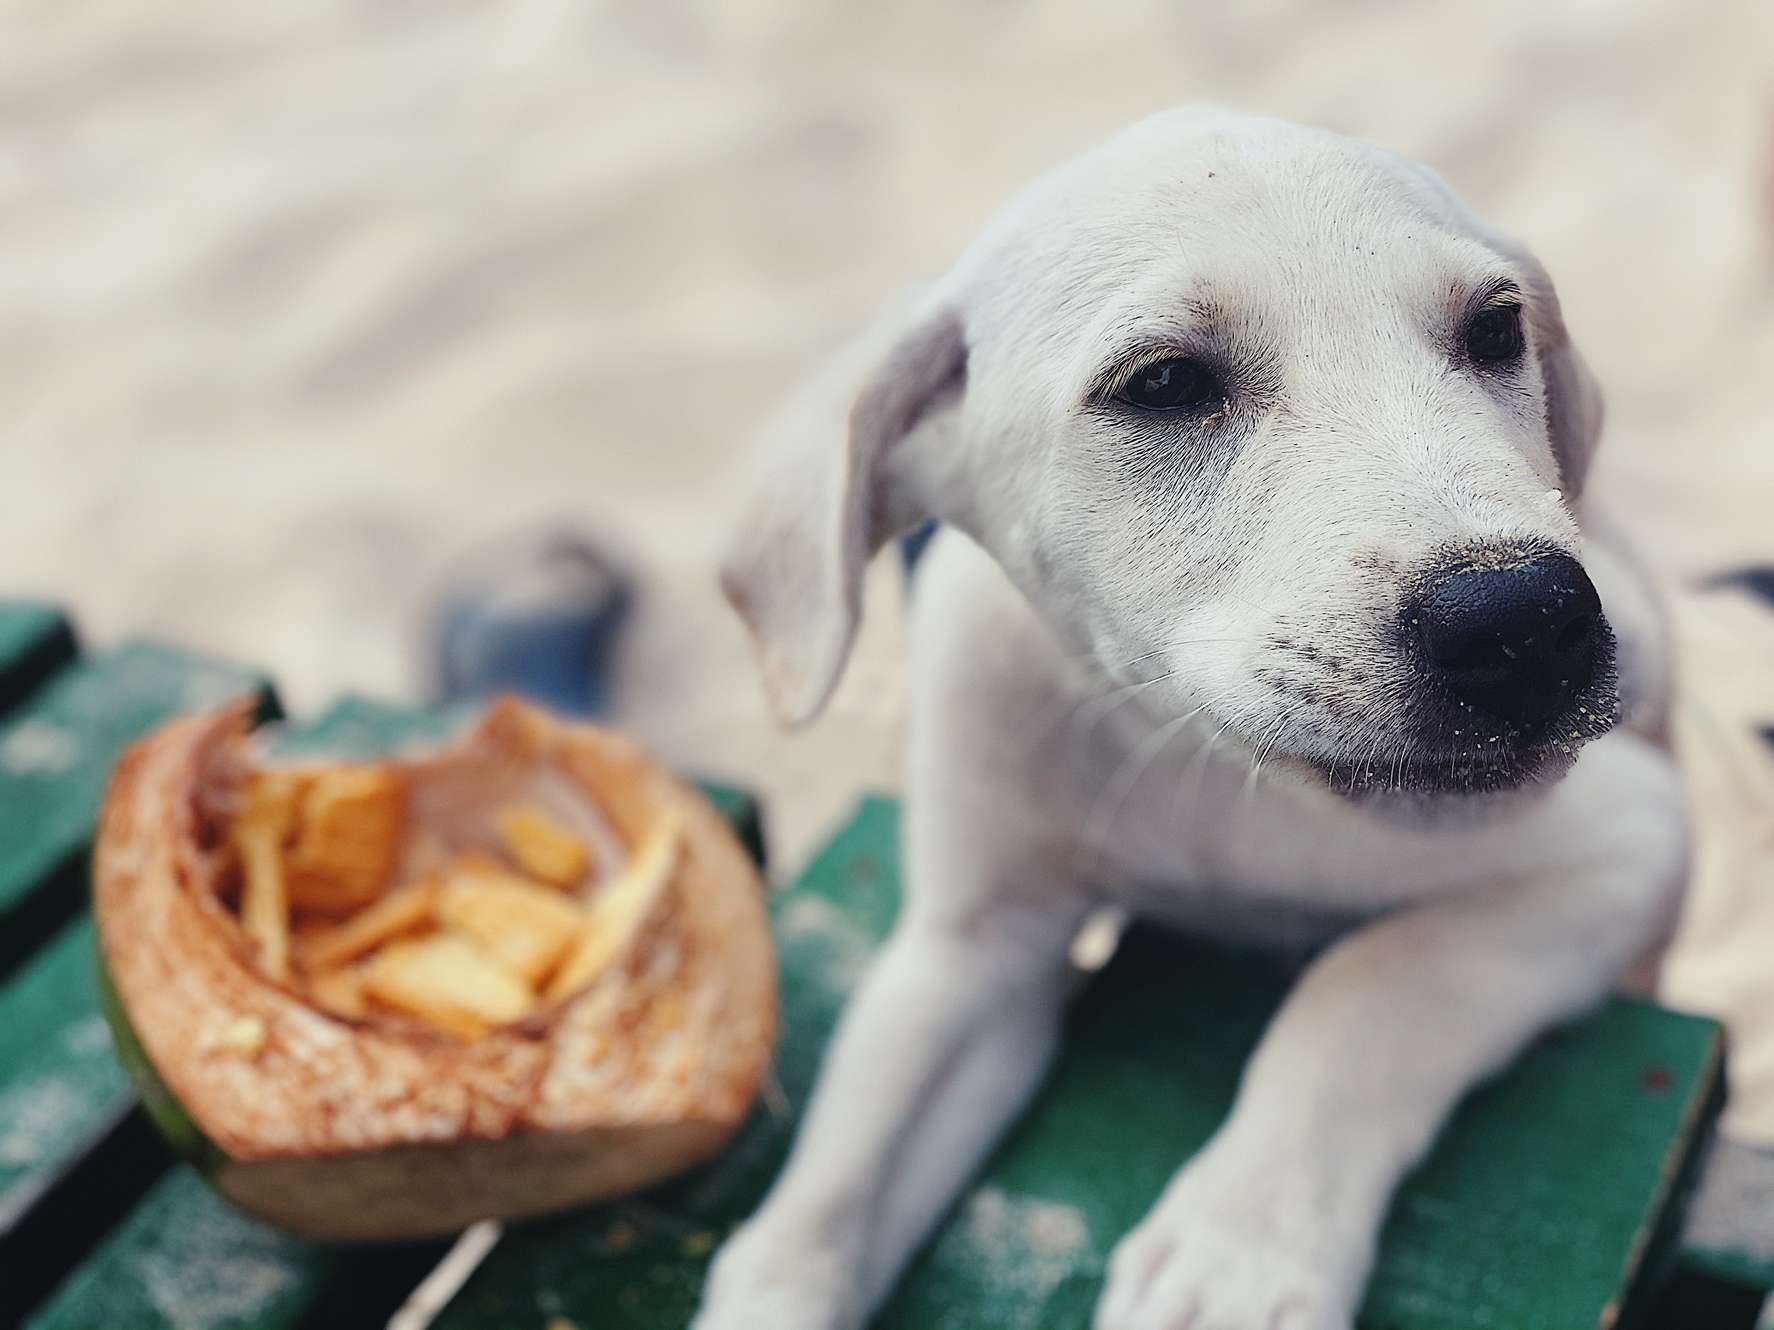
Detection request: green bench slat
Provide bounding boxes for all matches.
[0,641,276,1322]
[26,1167,339,1330]
[0,602,77,720]
[24,694,768,1330]
[0,917,131,1237]
[265,693,464,759]
[434,796,1725,1330]
[0,641,276,951]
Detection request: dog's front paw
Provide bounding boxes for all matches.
[1094,1166,1360,1330]
[691,1219,862,1330]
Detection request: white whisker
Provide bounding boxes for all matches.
[1174,718,1231,824]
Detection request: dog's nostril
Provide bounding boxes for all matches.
[1435,638,1514,672]
[1409,550,1605,730]
[1555,614,1596,659]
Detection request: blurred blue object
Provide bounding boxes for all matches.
[426,527,631,717]
[900,518,939,577]
[1710,566,1774,607]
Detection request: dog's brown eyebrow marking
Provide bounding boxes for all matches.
[1469,276,1523,310]
[1087,337,1202,402]
[1180,292,1229,325]
[1082,297,1233,404]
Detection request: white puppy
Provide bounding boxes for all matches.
[700,109,1688,1330]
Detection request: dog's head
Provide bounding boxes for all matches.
[723,109,1618,797]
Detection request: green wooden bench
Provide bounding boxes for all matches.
[0,599,1768,1330]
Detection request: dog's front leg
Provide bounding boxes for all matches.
[694,891,1087,1330]
[1097,741,1686,1330]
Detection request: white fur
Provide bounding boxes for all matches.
[699,109,1687,1330]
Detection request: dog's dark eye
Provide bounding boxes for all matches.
[1118,357,1223,414]
[1465,304,1525,364]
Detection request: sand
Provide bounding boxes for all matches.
[3,0,1773,1136]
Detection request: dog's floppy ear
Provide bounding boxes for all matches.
[1529,282,1604,496]
[721,288,966,726]
[1539,317,1603,497]
[1483,237,1604,496]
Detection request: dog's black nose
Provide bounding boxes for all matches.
[1410,550,1604,731]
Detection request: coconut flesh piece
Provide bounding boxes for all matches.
[94,697,777,1240]
[224,722,658,1038]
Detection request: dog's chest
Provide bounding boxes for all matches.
[1074,722,1496,935]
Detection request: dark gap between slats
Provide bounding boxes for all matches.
[1642,1262,1767,1330]
[0,617,78,720]
[1614,1061,1734,1330]
[0,1106,173,1327]
[292,1239,460,1330]
[0,852,90,989]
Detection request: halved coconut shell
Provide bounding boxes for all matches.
[93,697,777,1241]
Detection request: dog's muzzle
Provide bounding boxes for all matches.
[1314,544,1620,798]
